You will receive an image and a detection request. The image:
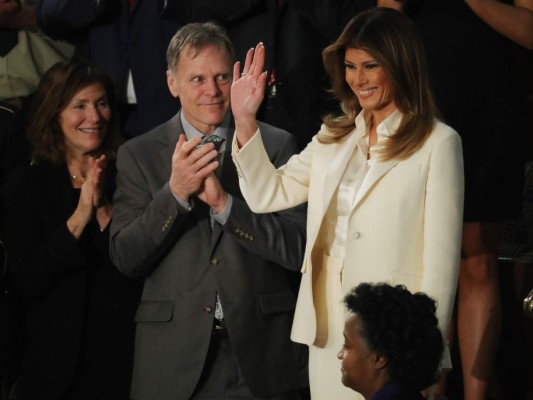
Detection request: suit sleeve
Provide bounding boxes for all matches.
[223,131,307,271]
[109,144,196,278]
[420,127,464,357]
[37,0,102,38]
[232,127,318,213]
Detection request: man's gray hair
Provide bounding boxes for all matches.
[166,22,236,73]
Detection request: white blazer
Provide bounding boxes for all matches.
[232,111,464,367]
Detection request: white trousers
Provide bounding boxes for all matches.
[308,255,363,400]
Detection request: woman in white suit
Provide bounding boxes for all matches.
[230,8,464,400]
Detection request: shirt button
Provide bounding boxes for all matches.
[350,232,361,240]
[204,305,213,313]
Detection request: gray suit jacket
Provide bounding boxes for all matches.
[110,112,309,400]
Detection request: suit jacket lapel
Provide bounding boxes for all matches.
[304,131,359,250]
[353,159,399,209]
[352,108,402,208]
[157,113,181,179]
[318,130,359,217]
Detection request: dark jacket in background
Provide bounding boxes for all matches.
[37,0,181,138]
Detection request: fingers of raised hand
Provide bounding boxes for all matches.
[238,43,264,79]
[249,43,265,76]
[233,61,242,81]
[242,47,255,76]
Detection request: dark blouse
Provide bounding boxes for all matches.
[3,160,142,400]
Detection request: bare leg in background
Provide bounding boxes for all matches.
[457,222,502,400]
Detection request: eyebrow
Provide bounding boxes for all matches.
[70,95,107,103]
[343,58,376,65]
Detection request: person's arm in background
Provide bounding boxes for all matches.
[376,0,402,10]
[464,0,533,49]
[36,0,102,38]
[378,0,533,49]
[0,0,37,31]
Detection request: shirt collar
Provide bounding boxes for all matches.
[179,111,230,141]
[355,108,402,140]
[377,109,402,138]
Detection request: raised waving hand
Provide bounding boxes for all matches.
[231,43,268,147]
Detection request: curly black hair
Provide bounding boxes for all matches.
[344,282,443,391]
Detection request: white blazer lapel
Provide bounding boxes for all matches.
[352,109,403,207]
[316,131,359,216]
[353,159,399,208]
[304,131,359,260]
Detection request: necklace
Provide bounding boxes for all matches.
[70,175,87,183]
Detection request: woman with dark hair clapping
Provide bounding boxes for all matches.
[3,61,141,400]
